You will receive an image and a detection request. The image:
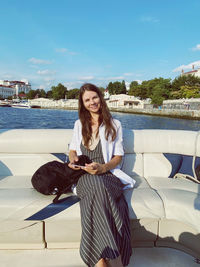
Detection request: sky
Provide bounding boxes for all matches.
[0,0,200,91]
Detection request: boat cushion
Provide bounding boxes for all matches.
[0,154,62,176]
[156,188,200,232]
[121,153,143,177]
[147,176,200,194]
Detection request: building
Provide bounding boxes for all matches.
[0,84,15,99]
[104,88,110,100]
[0,80,31,99]
[106,94,150,109]
[181,65,200,78]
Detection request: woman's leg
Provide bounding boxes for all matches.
[96,258,107,267]
[76,174,131,267]
[106,256,123,267]
[96,256,124,267]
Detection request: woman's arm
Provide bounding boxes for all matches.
[84,155,122,175]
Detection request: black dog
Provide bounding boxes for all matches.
[31,155,91,203]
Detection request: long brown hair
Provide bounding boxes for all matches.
[78,83,116,148]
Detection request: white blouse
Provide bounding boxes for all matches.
[69,119,135,189]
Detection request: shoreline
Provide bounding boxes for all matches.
[41,106,200,121]
[109,107,200,120]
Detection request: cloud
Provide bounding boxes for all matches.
[140,16,159,23]
[37,69,56,75]
[21,78,29,84]
[124,73,134,76]
[78,76,94,81]
[64,81,83,90]
[1,73,13,79]
[192,44,200,51]
[55,48,67,53]
[55,48,78,55]
[173,60,200,72]
[107,76,125,80]
[69,51,78,55]
[28,57,52,65]
[43,77,56,82]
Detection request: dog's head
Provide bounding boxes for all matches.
[76,155,92,166]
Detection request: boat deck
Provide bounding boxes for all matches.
[0,247,199,267]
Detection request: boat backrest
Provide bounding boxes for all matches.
[0,129,199,179]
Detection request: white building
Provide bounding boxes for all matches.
[104,88,110,100]
[106,94,149,109]
[0,80,31,99]
[181,65,200,78]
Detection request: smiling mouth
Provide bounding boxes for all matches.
[90,105,98,108]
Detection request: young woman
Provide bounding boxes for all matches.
[68,83,135,267]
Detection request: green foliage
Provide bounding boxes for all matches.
[172,74,200,92]
[151,84,165,105]
[36,89,46,98]
[107,82,114,94]
[107,81,127,94]
[66,88,79,99]
[128,77,171,104]
[121,80,127,94]
[46,90,53,99]
[170,75,200,99]
[26,89,47,99]
[51,83,67,100]
[26,90,38,99]
[99,87,105,95]
[179,85,200,99]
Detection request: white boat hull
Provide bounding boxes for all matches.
[11,104,31,109]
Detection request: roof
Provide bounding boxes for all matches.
[183,70,198,75]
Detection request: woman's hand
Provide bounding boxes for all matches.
[84,162,106,175]
[68,150,81,170]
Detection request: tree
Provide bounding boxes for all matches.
[113,81,123,94]
[35,89,46,98]
[27,90,37,99]
[51,83,68,100]
[128,81,140,97]
[46,90,53,99]
[151,84,165,105]
[107,81,126,95]
[107,82,114,95]
[121,80,127,94]
[139,81,149,99]
[67,88,79,99]
[179,85,200,99]
[171,74,200,99]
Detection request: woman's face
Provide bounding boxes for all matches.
[82,90,101,114]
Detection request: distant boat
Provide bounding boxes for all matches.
[0,101,11,107]
[11,101,31,109]
[11,99,41,109]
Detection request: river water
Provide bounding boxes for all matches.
[0,107,199,131]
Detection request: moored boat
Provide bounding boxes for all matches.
[11,102,31,109]
[0,101,11,107]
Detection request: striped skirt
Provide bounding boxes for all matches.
[76,172,132,266]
